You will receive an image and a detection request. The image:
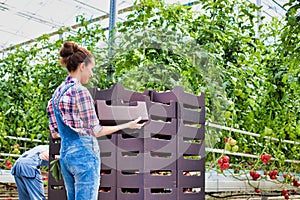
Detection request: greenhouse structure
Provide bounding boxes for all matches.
[0,0,299,199]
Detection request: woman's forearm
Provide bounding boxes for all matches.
[95,117,144,137]
[95,124,126,137]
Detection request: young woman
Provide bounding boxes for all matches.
[47,41,144,200]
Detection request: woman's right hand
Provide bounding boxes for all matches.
[125,117,146,129]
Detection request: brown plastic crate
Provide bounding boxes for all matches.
[177,136,205,158]
[116,170,144,188]
[178,187,205,200]
[117,134,144,152]
[177,153,205,171]
[116,169,176,188]
[96,100,149,125]
[143,134,176,153]
[144,119,177,153]
[117,187,144,200]
[177,120,204,138]
[143,119,177,137]
[144,151,177,170]
[146,101,176,119]
[144,187,177,200]
[116,150,143,170]
[100,168,117,187]
[101,150,116,169]
[144,170,176,188]
[48,167,65,186]
[177,170,205,187]
[88,83,150,102]
[48,185,67,200]
[117,151,177,171]
[151,86,205,108]
[117,119,177,151]
[117,187,178,200]
[98,186,116,200]
[116,129,177,153]
[97,134,117,152]
[49,138,61,155]
[177,102,205,125]
[177,124,205,155]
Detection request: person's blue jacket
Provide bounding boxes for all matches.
[11,145,49,178]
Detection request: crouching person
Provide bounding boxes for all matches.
[11,145,49,200]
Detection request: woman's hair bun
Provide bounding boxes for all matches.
[59,41,93,72]
[59,41,79,58]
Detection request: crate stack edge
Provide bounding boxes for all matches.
[152,86,206,200]
[48,138,67,199]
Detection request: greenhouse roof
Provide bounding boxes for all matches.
[0,0,290,53]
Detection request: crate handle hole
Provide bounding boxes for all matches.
[121,169,139,175]
[183,121,201,128]
[122,133,139,139]
[122,151,139,157]
[183,171,201,176]
[183,187,201,193]
[100,169,111,175]
[151,133,172,141]
[151,188,172,193]
[150,170,172,176]
[100,152,112,157]
[99,187,111,193]
[183,137,201,144]
[150,116,172,122]
[121,188,139,193]
[51,185,64,190]
[183,154,201,160]
[151,152,172,158]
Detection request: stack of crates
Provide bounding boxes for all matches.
[92,83,150,199]
[151,86,205,199]
[48,83,205,200]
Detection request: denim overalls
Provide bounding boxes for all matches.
[11,145,49,200]
[52,83,100,200]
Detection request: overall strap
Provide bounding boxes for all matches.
[52,83,76,118]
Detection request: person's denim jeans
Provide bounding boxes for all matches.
[60,136,100,200]
[14,172,46,200]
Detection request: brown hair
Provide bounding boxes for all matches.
[59,42,93,72]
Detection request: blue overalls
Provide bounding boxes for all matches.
[11,145,49,200]
[52,83,100,200]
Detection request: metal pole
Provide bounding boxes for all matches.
[256,0,262,37]
[109,0,117,40]
[107,0,117,82]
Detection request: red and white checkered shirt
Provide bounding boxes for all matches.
[47,76,102,137]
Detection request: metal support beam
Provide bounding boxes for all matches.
[256,0,262,37]
[107,0,117,83]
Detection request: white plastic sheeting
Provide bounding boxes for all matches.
[0,0,290,52]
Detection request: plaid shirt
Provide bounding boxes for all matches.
[47,76,102,137]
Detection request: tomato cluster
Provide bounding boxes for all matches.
[218,156,230,170]
[260,153,271,163]
[224,138,239,152]
[268,170,278,180]
[282,189,289,199]
[249,171,261,180]
[5,160,12,170]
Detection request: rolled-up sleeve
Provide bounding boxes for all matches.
[47,98,59,136]
[75,86,102,136]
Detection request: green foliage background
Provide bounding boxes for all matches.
[0,0,299,172]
